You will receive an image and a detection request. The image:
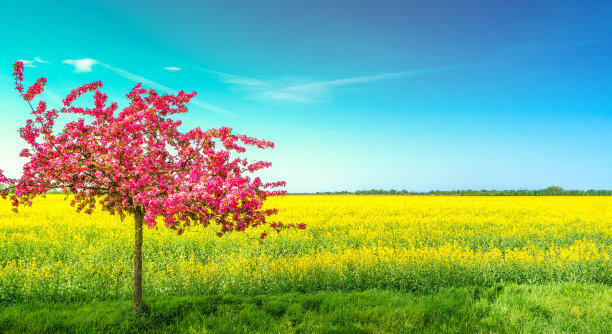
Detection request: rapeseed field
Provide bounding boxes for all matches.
[1,195,610,303]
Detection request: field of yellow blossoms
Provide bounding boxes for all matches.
[1,195,610,303]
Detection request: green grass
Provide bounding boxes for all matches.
[1,283,610,333]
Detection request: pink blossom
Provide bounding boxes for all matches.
[1,61,304,239]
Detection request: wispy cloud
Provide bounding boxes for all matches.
[258,72,408,102]
[197,65,462,103]
[188,100,235,116]
[196,67,269,87]
[18,57,49,68]
[99,63,235,117]
[18,60,35,68]
[163,66,182,71]
[41,87,64,108]
[100,63,173,91]
[62,58,98,72]
[258,65,463,103]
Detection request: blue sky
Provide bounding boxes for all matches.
[1,0,610,192]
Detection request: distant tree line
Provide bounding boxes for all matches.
[40,186,612,196]
[295,186,612,196]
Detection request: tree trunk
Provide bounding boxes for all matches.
[133,206,144,314]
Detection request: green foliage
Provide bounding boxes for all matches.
[0,283,610,333]
[306,186,612,196]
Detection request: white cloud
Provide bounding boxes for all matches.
[62,58,98,72]
[163,67,182,71]
[18,60,35,68]
[100,63,235,117]
[17,57,49,68]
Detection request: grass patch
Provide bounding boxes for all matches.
[0,283,610,333]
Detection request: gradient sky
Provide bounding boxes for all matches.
[1,0,610,192]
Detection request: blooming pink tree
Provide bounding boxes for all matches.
[0,61,304,313]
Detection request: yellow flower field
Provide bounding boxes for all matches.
[1,195,610,302]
